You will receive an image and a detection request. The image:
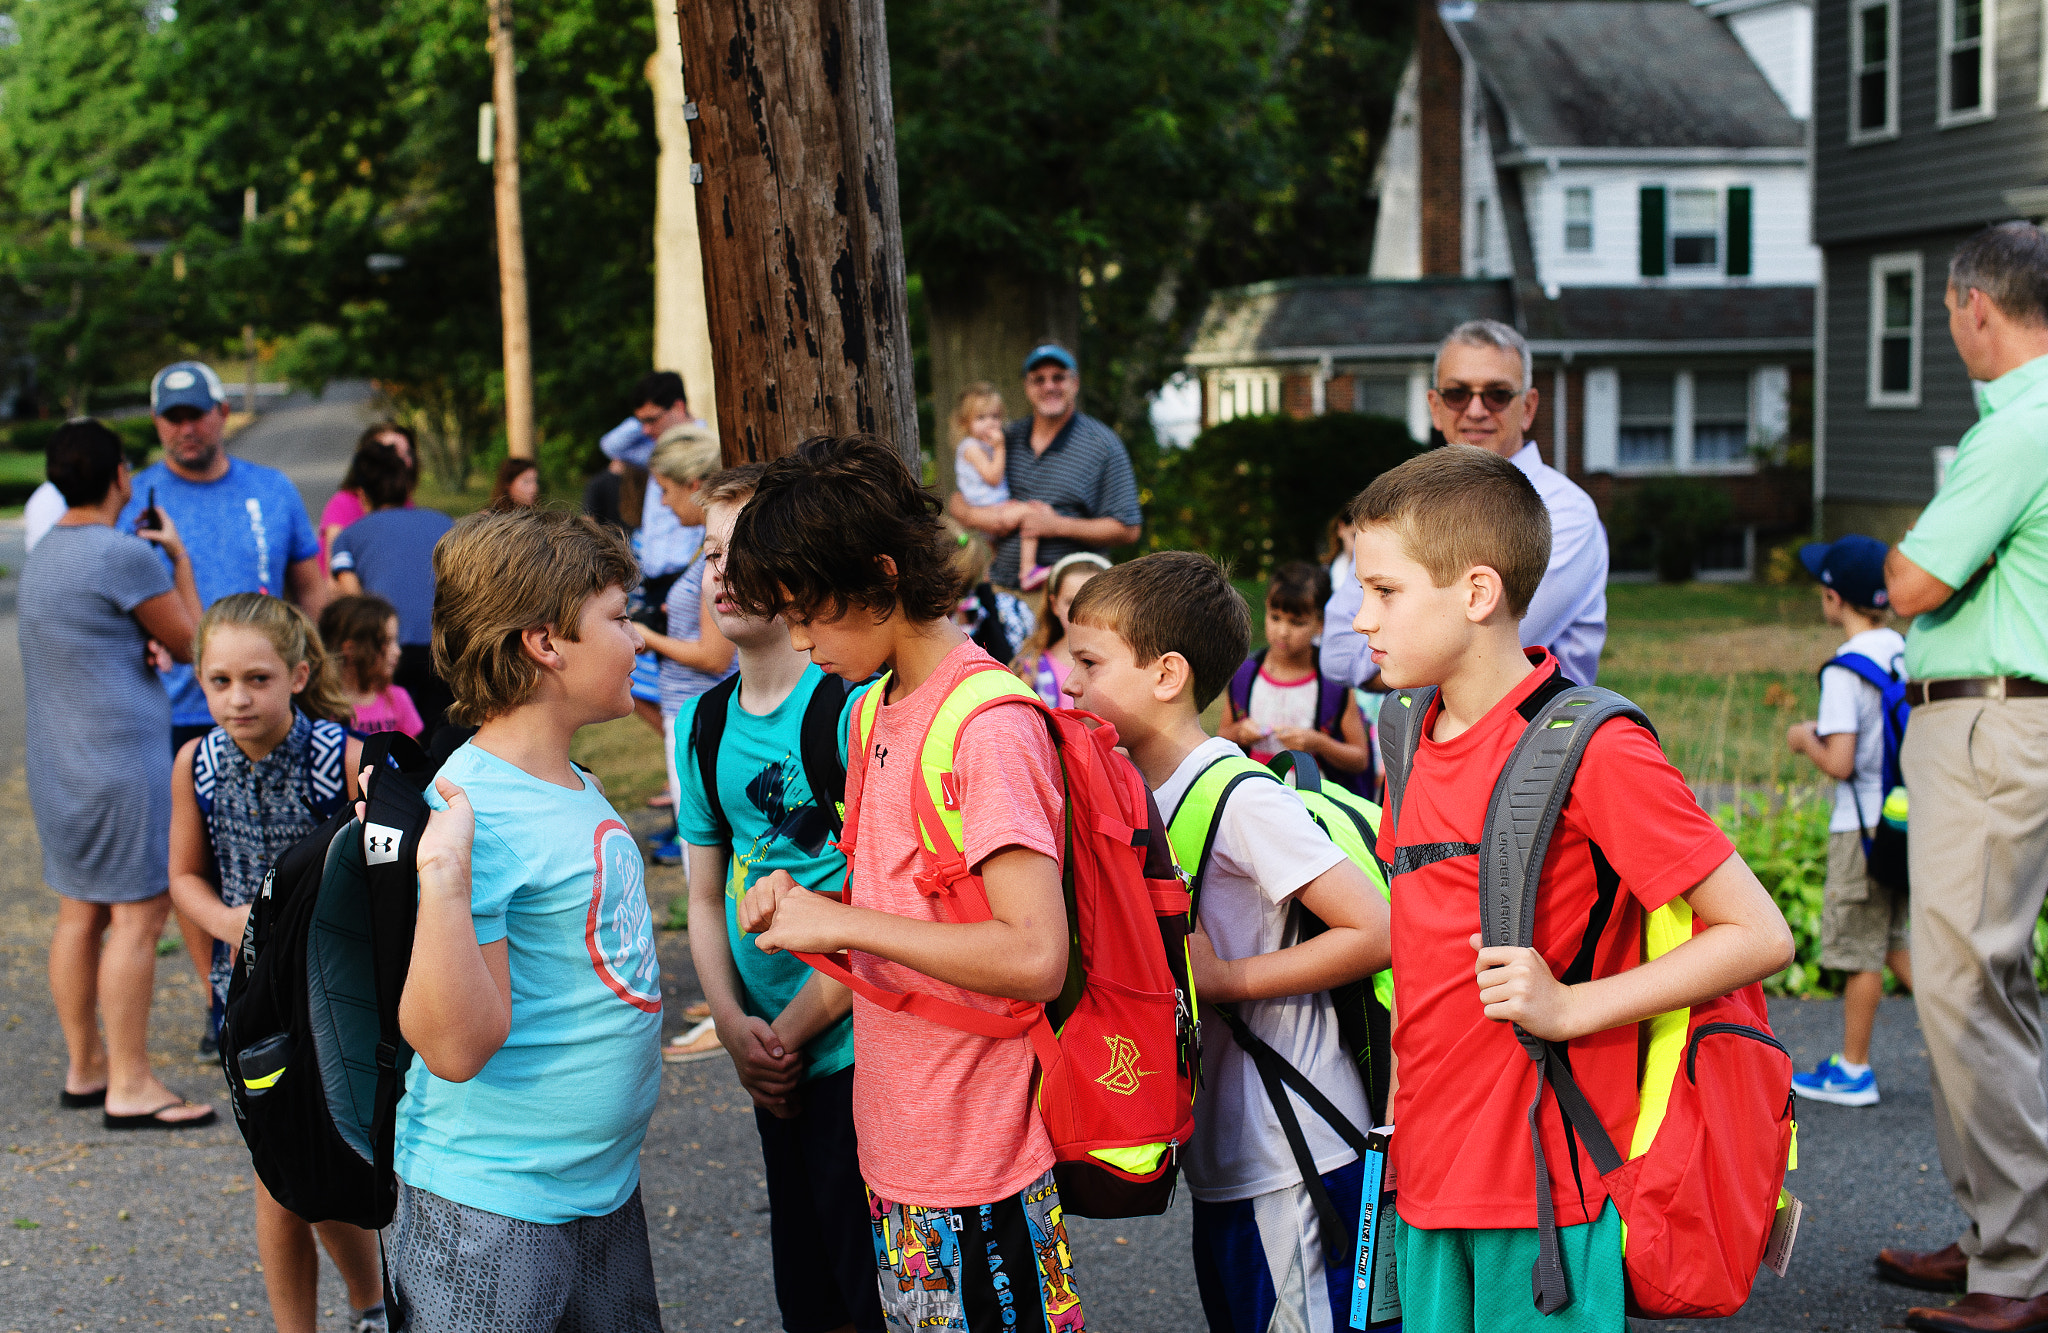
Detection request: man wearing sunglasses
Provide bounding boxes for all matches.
[1322,319,1608,689]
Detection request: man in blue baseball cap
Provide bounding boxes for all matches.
[120,360,325,1054]
[947,342,1142,588]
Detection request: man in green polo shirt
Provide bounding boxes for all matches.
[1878,221,2048,1333]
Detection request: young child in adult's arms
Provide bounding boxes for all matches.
[320,593,424,738]
[169,594,384,1333]
[725,434,1084,1333]
[1786,534,1912,1107]
[1060,551,1390,1333]
[672,464,884,1333]
[387,509,664,1331]
[1219,560,1372,781]
[950,383,1047,589]
[1349,446,1793,1333]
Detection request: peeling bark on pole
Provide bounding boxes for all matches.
[673,0,919,468]
[489,0,536,460]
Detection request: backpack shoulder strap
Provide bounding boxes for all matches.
[1227,652,1262,717]
[689,674,745,848]
[1818,652,1899,694]
[306,718,350,818]
[799,673,851,837]
[1374,684,1436,840]
[1164,752,1282,916]
[355,730,434,1193]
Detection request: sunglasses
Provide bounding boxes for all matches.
[1436,385,1521,412]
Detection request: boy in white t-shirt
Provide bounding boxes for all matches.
[1787,534,1914,1108]
[1060,552,1390,1333]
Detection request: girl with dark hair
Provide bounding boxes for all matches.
[318,422,416,567]
[319,592,423,738]
[489,456,540,510]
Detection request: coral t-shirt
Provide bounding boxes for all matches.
[1379,652,1733,1231]
[844,640,1065,1206]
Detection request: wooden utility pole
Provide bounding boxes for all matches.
[674,0,918,467]
[488,0,536,460]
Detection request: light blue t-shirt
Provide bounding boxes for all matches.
[118,458,320,725]
[394,744,663,1224]
[671,667,866,1081]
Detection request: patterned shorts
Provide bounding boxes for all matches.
[387,1180,660,1333]
[868,1168,1086,1333]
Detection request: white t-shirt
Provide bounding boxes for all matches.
[23,481,66,552]
[1155,736,1367,1202]
[1816,626,1907,834]
[1245,664,1319,763]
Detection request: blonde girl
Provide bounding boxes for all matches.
[168,594,385,1333]
[320,592,423,739]
[1009,551,1110,706]
[951,383,1049,589]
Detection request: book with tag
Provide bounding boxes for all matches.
[1349,1125,1399,1330]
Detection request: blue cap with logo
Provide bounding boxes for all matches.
[150,361,228,416]
[1799,534,1890,610]
[1023,343,1077,375]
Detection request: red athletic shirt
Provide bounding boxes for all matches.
[1378,653,1733,1231]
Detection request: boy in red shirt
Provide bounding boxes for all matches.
[723,435,1084,1333]
[1349,446,1793,1331]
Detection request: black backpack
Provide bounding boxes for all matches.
[219,731,436,1230]
[689,671,850,850]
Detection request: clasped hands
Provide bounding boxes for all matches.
[739,868,847,957]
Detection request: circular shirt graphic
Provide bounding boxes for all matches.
[586,819,661,1012]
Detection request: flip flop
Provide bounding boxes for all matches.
[663,1018,724,1064]
[59,1086,107,1109]
[680,1001,711,1021]
[103,1100,218,1131]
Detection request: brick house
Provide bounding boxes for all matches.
[1185,0,1820,575]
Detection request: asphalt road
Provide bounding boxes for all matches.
[0,394,1974,1331]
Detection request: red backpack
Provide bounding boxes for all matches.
[793,661,1199,1218]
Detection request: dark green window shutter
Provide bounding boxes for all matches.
[1640,186,1667,277]
[1727,187,1753,277]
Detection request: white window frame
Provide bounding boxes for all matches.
[1850,0,1899,144]
[1868,251,1923,409]
[1563,186,1594,253]
[1938,0,1996,128]
[1596,368,1764,477]
[1212,368,1282,424]
[2040,0,2048,107]
[1668,189,1722,270]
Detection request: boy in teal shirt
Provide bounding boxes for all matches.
[673,465,882,1333]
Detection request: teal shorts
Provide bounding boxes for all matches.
[1394,1201,1625,1333]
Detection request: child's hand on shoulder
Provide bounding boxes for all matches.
[741,868,844,955]
[1471,935,1581,1041]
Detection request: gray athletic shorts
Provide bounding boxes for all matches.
[387,1180,660,1332]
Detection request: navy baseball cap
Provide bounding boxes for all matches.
[151,361,228,415]
[1799,534,1890,609]
[1023,344,1077,374]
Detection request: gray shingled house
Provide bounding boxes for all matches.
[1184,0,1818,575]
[1812,0,2048,541]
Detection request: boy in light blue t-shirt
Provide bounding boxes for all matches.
[391,509,662,1332]
[672,465,882,1333]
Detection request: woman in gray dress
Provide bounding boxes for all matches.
[20,420,215,1129]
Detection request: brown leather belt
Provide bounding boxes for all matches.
[1908,676,2048,705]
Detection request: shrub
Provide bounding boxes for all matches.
[1141,412,1420,578]
[1611,477,1735,582]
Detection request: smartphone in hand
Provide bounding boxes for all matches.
[136,486,162,533]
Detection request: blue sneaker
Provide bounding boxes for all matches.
[1791,1054,1879,1106]
[647,834,683,867]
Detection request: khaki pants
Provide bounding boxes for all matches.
[1904,696,2048,1298]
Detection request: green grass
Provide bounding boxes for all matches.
[0,452,45,486]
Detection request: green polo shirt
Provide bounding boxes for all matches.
[1899,353,2048,681]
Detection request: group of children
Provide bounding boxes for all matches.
[172,428,1925,1333]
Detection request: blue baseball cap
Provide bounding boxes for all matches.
[1023,344,1077,375]
[151,361,228,416]
[1799,534,1890,609]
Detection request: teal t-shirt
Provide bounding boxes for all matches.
[671,666,866,1081]
[394,744,663,1224]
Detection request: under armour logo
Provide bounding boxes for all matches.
[1094,1034,1158,1096]
[363,822,403,865]
[873,744,889,770]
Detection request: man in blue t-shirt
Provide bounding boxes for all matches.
[119,361,325,748]
[119,361,323,1054]
[329,441,455,737]
[671,466,883,1333]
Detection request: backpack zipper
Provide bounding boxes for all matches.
[1685,1021,1787,1084]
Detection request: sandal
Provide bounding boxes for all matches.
[59,1086,107,1110]
[663,1018,724,1064]
[103,1100,218,1131]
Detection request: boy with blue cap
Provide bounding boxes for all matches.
[1786,533,1914,1106]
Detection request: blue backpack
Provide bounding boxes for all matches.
[1817,652,1911,890]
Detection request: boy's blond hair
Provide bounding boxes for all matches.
[431,509,638,725]
[650,424,722,485]
[1345,445,1550,617]
[1066,552,1249,711]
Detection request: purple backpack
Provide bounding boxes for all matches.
[1225,649,1373,797]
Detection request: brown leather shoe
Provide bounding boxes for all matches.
[1880,1243,1971,1294]
[1904,1293,2048,1333]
